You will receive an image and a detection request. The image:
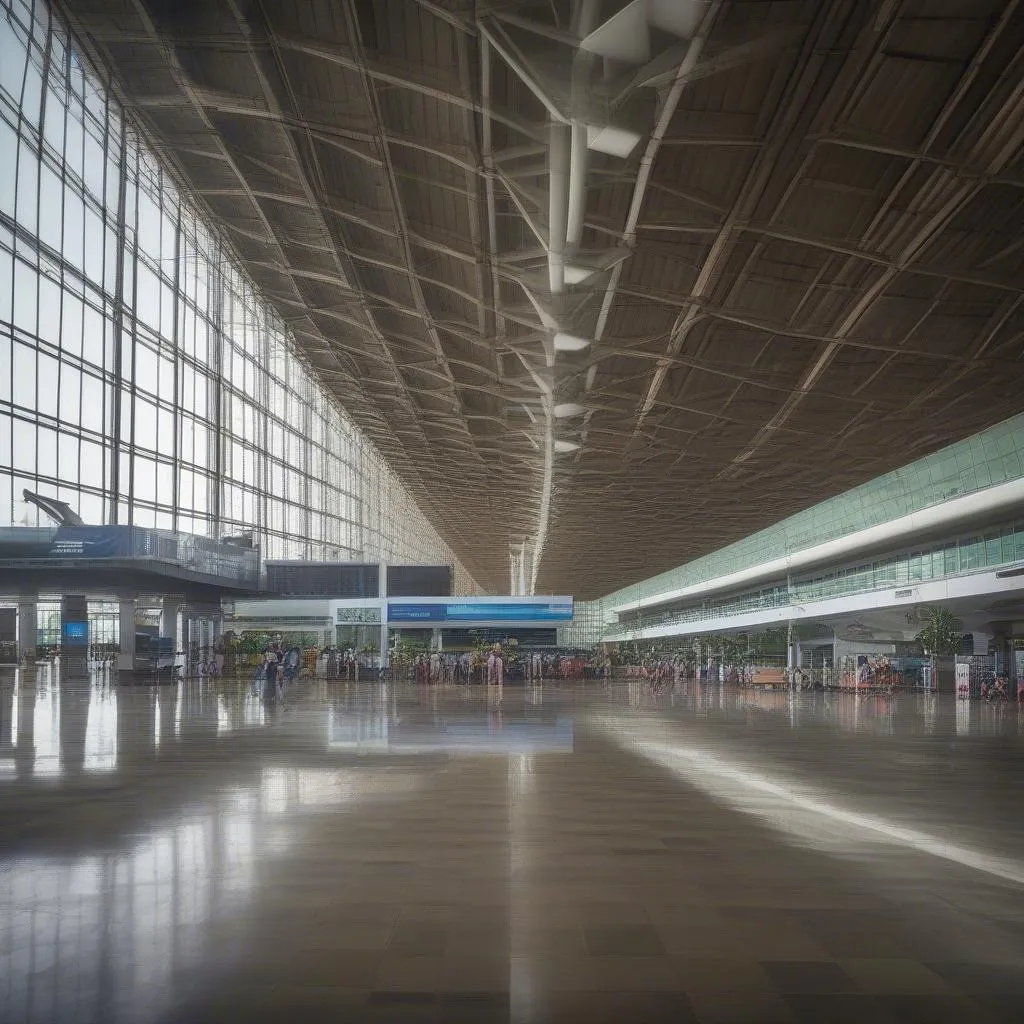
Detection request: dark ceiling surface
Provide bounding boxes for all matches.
[54,0,1024,598]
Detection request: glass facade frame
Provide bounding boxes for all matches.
[0,0,478,593]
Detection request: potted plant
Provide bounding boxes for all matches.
[915,606,963,655]
[916,605,963,692]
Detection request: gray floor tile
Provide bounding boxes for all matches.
[761,960,859,994]
[3,678,1024,1024]
[583,924,666,956]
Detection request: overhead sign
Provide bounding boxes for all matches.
[387,599,573,624]
[0,526,132,560]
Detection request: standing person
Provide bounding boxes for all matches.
[274,645,285,699]
[263,648,279,701]
[327,646,338,681]
[486,648,497,686]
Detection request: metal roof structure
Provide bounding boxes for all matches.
[54,0,1024,598]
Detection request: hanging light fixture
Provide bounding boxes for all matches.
[553,332,592,352]
[553,403,587,418]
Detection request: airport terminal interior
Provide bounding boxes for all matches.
[3,0,1024,1021]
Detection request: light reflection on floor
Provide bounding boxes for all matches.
[0,670,1022,1023]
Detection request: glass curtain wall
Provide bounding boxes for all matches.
[615,515,1024,636]
[0,0,478,593]
[604,413,1024,611]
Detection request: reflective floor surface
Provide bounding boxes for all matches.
[2,668,1024,1023]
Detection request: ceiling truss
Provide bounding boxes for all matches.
[54,0,1024,597]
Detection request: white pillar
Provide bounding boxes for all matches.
[118,599,136,671]
[17,596,37,662]
[786,621,795,689]
[161,598,180,651]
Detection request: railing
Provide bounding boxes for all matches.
[612,559,1024,639]
[134,528,259,583]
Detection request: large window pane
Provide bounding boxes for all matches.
[0,17,27,104]
[13,341,36,408]
[59,362,80,422]
[60,290,82,356]
[62,186,85,270]
[12,418,34,472]
[37,424,57,476]
[13,258,37,334]
[58,431,78,482]
[134,394,157,450]
[0,120,18,217]
[80,371,104,433]
[38,274,60,345]
[15,138,38,235]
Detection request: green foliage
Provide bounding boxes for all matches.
[617,627,789,667]
[238,631,273,655]
[391,637,429,665]
[915,605,963,655]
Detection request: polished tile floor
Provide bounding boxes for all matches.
[1,668,1023,1023]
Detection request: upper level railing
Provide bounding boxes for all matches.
[611,515,1024,638]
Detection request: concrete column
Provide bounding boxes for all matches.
[0,682,13,754]
[379,564,388,670]
[61,595,89,679]
[161,598,180,651]
[786,621,795,689]
[61,596,89,649]
[969,631,992,657]
[432,628,442,652]
[117,598,136,671]
[17,596,37,663]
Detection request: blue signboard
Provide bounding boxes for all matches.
[50,526,132,558]
[63,621,88,642]
[388,603,446,622]
[0,526,133,560]
[388,600,572,624]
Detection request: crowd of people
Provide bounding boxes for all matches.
[393,648,503,685]
[388,648,612,685]
[316,647,371,681]
[623,656,694,683]
[253,641,303,700]
[240,638,618,694]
